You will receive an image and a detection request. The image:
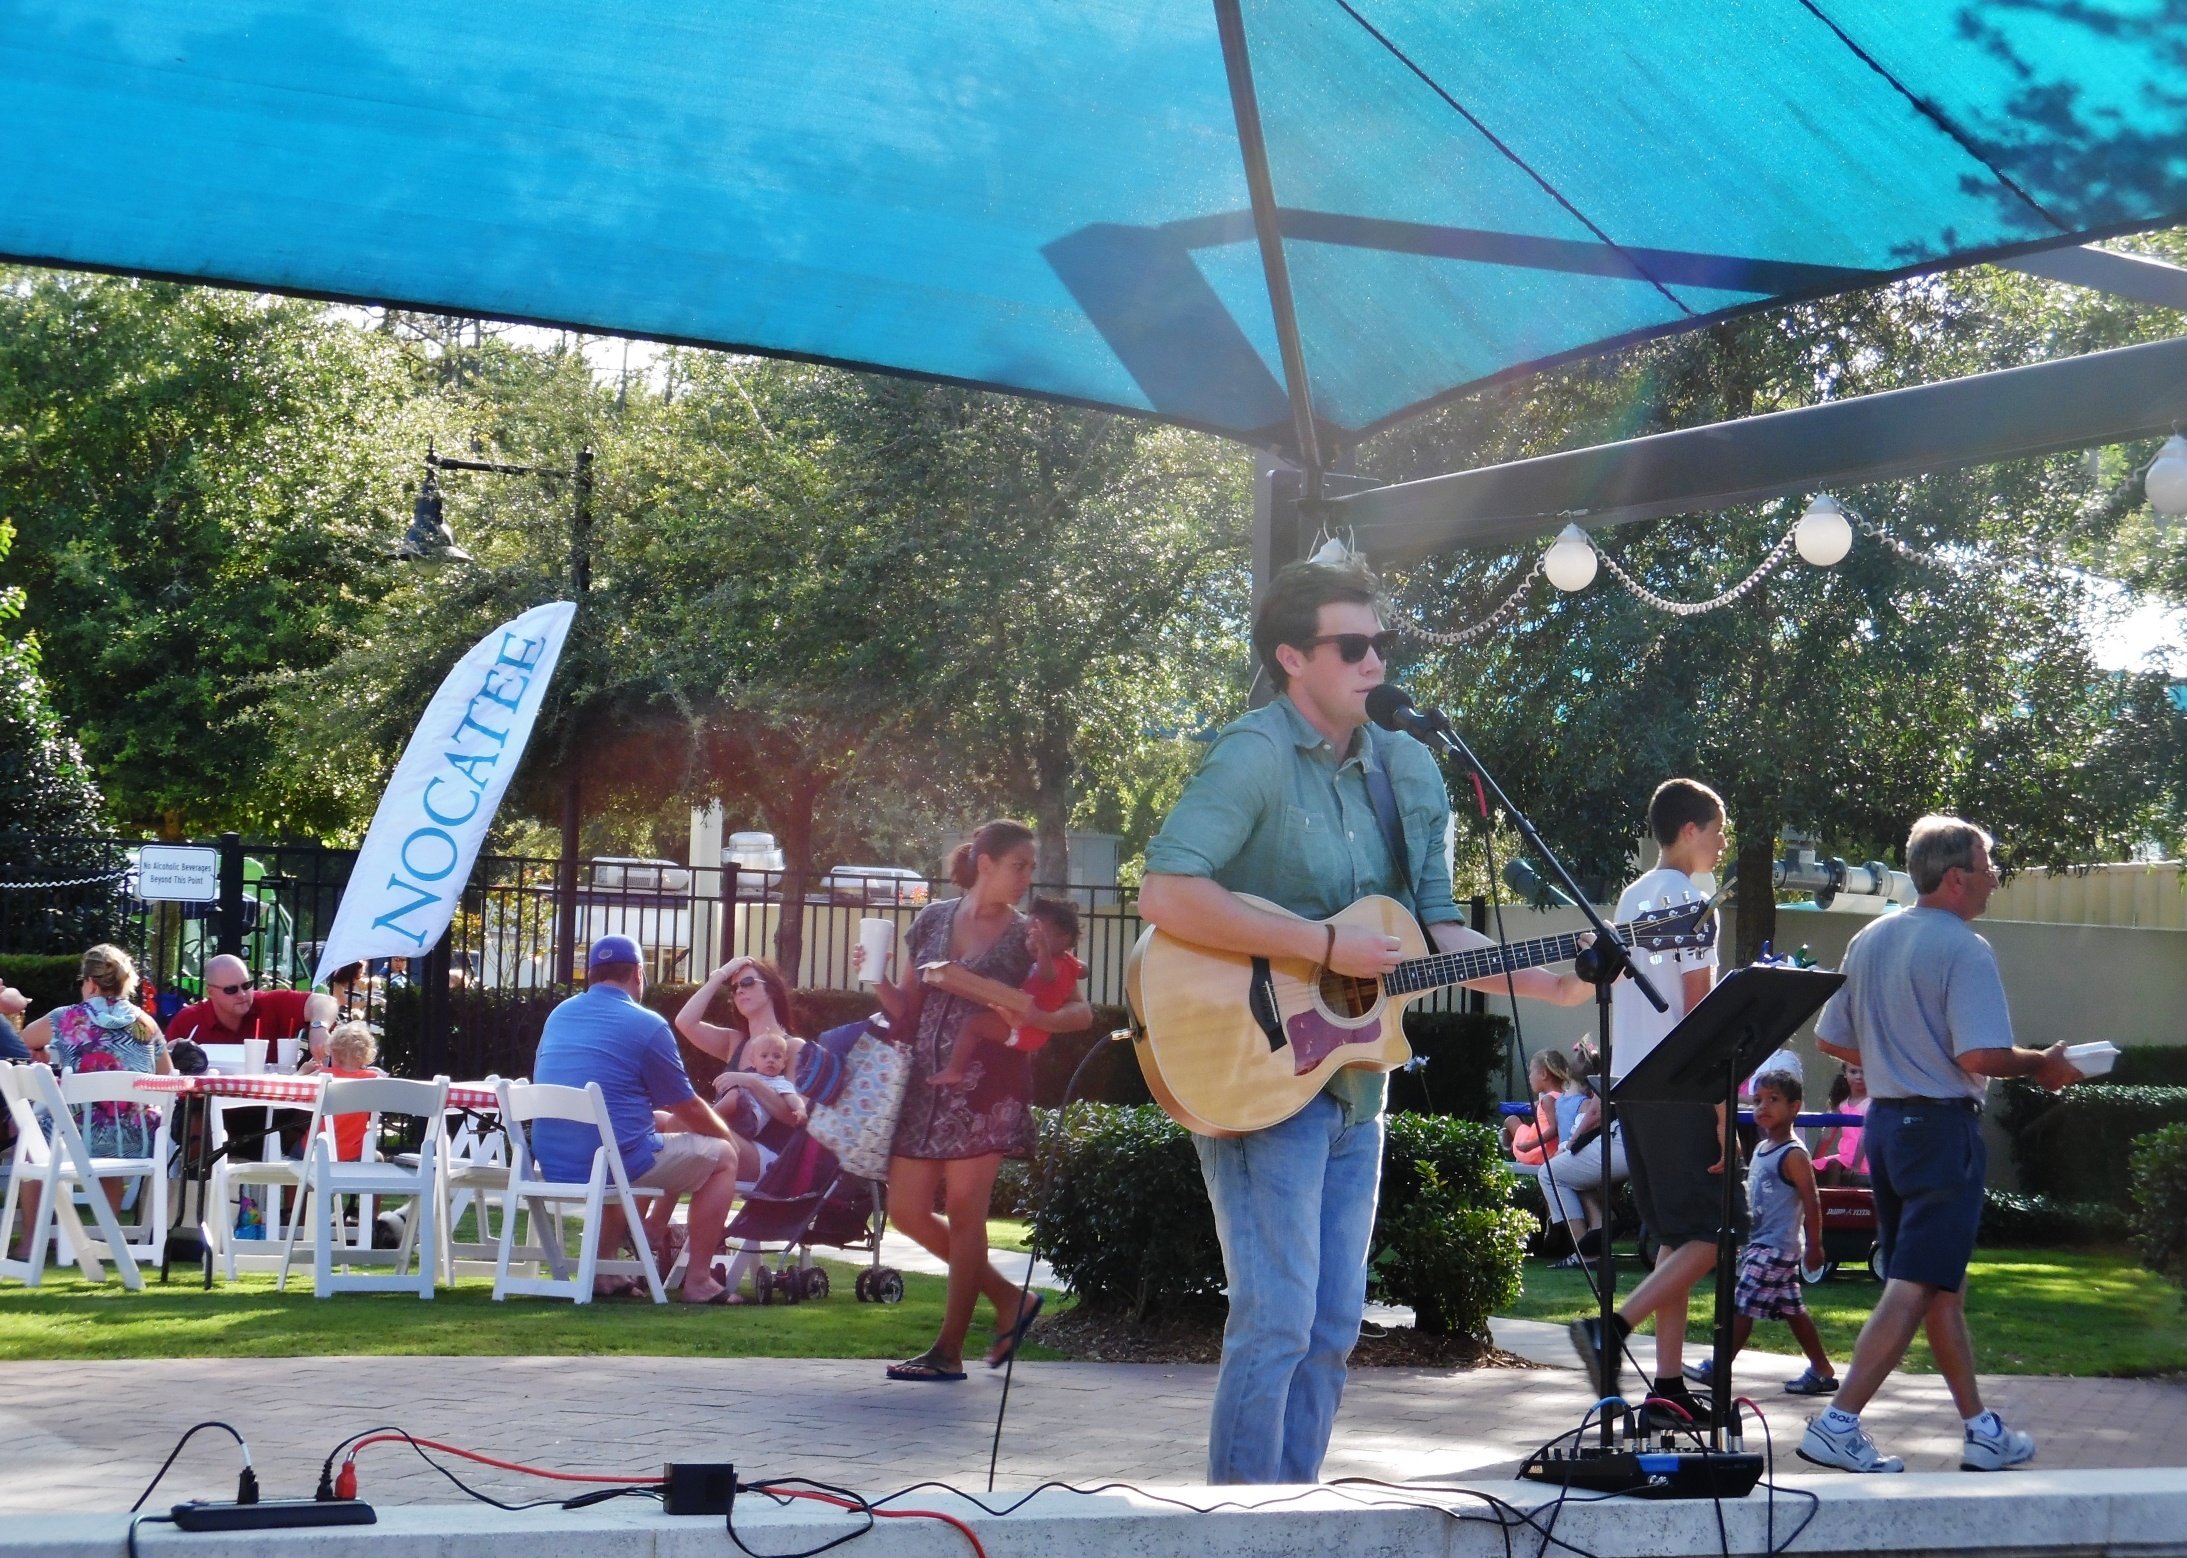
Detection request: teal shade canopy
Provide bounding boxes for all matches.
[3,1,2184,451]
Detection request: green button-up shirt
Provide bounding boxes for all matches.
[1143,694,1462,1122]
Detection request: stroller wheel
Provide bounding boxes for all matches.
[754,1266,775,1305]
[854,1269,874,1303]
[803,1267,830,1301]
[871,1267,904,1305]
[1867,1243,1886,1282]
[780,1267,803,1304]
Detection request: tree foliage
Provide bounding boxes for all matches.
[0,272,428,838]
[1370,259,2187,957]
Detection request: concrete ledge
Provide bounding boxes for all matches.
[8,1469,2187,1558]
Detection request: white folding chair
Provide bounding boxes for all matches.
[206,1080,327,1279]
[277,1075,449,1299]
[5,1065,151,1289]
[1,1065,105,1285]
[427,1079,561,1283]
[492,1079,665,1304]
[52,1069,171,1271]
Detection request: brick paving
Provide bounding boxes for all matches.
[2,1347,2182,1515]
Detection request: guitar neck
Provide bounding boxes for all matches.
[1385,924,1625,996]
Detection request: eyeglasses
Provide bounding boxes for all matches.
[213,980,256,996]
[732,975,766,992]
[1296,631,1397,664]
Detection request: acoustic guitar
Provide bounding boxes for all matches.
[1123,893,1715,1136]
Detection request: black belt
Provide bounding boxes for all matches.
[1873,1096,1982,1115]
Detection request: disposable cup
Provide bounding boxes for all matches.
[858,918,896,984]
[242,1038,269,1075]
[276,1037,301,1073]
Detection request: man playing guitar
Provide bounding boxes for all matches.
[1137,556,1591,1485]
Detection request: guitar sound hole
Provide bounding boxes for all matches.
[1317,969,1380,1019]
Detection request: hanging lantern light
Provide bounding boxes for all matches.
[1542,523,1598,592]
[2143,432,2187,519]
[1794,495,1853,567]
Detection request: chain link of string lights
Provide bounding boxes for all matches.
[1396,557,1545,645]
[0,864,132,892]
[1384,492,1965,642]
[1592,527,1803,617]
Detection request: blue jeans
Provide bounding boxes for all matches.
[1194,1091,1384,1483]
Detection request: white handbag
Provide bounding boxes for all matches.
[806,1029,909,1181]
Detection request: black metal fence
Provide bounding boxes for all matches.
[1,831,1488,1080]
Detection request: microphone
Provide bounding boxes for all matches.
[1364,682,1448,739]
[1502,858,1577,908]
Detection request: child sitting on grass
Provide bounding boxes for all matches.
[929,896,1085,1088]
[1686,1070,1840,1396]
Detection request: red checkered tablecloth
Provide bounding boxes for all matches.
[135,1075,501,1110]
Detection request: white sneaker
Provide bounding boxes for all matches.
[1961,1416,2036,1472]
[1798,1415,1905,1473]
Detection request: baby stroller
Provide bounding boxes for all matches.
[714,1018,905,1305]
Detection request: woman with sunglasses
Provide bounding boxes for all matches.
[675,956,805,1101]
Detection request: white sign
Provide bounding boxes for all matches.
[135,844,219,903]
[313,601,577,986]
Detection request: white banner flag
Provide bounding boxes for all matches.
[313,601,577,986]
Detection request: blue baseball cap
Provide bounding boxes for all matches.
[587,935,644,972]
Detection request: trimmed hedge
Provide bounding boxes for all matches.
[0,954,87,1017]
[2000,1081,2187,1209]
[2129,1123,2187,1301]
[2086,1047,2187,1091]
[1027,1103,1525,1341]
[1978,1189,2131,1247]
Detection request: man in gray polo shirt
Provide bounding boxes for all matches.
[1801,816,2080,1474]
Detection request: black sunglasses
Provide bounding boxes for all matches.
[213,979,257,995]
[1297,630,1398,664]
[731,975,766,992]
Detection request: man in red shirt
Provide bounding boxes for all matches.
[168,954,338,1056]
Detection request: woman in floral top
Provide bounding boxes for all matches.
[18,943,171,1237]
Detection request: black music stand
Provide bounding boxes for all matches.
[1612,965,1844,1449]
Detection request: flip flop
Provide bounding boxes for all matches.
[987,1292,1045,1369]
[678,1285,737,1305]
[887,1349,968,1382]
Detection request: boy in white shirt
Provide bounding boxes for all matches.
[1568,778,1728,1428]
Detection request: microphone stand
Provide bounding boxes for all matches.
[1410,710,1666,1449]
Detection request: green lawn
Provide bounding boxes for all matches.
[0,1258,1067,1364]
[1504,1248,2187,1377]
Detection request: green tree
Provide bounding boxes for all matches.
[0,271,428,838]
[0,518,108,841]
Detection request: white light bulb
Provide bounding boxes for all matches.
[1795,496,1853,568]
[2145,434,2187,518]
[1543,523,1598,592]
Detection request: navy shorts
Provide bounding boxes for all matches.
[1867,1099,1986,1292]
[1621,1099,1746,1248]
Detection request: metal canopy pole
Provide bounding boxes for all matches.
[1215,0,1325,490]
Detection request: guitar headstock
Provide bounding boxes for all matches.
[1629,894,1718,953]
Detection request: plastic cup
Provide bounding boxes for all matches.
[857,918,895,984]
[242,1038,269,1075]
[276,1037,301,1073]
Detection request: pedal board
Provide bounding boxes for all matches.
[1519,1447,1764,1500]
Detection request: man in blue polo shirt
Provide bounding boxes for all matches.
[532,936,749,1303]
[1803,816,2080,1474]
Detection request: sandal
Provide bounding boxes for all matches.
[886,1348,967,1382]
[590,1276,643,1300]
[987,1293,1045,1369]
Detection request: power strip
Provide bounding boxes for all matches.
[170,1499,378,1531]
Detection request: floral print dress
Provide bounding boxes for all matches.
[889,898,1036,1160]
